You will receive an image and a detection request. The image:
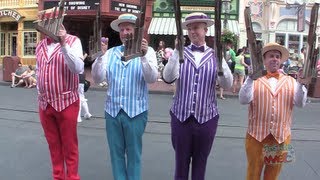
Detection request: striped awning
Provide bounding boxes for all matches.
[148,18,240,36]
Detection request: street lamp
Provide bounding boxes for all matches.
[222,0,231,29]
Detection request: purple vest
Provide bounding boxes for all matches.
[171,46,218,124]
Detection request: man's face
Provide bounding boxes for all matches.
[118,22,135,44]
[263,50,282,73]
[187,22,207,46]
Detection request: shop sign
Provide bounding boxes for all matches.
[44,0,100,11]
[0,9,22,21]
[111,1,141,13]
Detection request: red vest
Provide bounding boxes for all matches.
[36,35,79,112]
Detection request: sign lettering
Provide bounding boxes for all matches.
[0,9,22,21]
[111,1,141,13]
[44,0,100,11]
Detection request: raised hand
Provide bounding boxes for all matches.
[58,24,67,46]
[101,37,109,55]
[141,38,148,56]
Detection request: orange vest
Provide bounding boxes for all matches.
[247,74,296,143]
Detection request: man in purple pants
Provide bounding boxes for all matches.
[163,12,233,180]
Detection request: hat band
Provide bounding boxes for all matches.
[119,15,137,21]
[185,15,209,21]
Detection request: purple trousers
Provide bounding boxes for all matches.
[171,111,219,180]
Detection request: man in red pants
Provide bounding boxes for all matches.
[35,24,84,180]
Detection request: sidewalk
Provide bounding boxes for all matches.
[1,64,319,102]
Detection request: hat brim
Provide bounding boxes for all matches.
[262,45,289,64]
[182,19,214,29]
[110,19,136,32]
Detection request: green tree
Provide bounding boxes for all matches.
[221,29,237,45]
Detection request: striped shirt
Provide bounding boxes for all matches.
[36,35,83,112]
[91,45,158,118]
[248,75,296,143]
[172,46,218,124]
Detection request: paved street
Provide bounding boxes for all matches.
[0,85,319,180]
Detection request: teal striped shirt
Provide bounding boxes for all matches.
[92,45,158,118]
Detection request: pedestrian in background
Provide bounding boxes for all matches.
[91,13,158,180]
[77,72,92,123]
[239,42,308,180]
[163,12,233,180]
[36,24,84,180]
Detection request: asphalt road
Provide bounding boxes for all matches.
[0,85,319,180]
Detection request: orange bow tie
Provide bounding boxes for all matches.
[265,72,280,79]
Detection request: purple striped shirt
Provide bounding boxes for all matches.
[172,46,218,124]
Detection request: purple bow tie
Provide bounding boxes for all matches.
[191,45,205,52]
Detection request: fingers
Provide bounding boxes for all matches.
[101,37,109,55]
[141,39,148,55]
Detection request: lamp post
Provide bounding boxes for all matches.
[222,0,231,30]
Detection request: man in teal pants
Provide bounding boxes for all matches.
[91,13,158,180]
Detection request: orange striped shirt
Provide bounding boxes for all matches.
[247,74,296,143]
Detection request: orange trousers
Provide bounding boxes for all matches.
[245,133,291,180]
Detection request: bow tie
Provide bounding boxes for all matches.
[46,38,54,45]
[265,72,280,79]
[191,45,205,52]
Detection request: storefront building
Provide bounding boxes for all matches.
[0,0,38,65]
[39,0,153,61]
[148,0,240,49]
[239,0,320,56]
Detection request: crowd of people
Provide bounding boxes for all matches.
[6,10,319,180]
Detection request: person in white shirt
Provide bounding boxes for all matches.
[163,12,233,180]
[35,24,84,180]
[91,13,157,180]
[239,42,308,180]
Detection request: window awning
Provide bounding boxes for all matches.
[148,18,240,36]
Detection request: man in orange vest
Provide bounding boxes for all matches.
[239,42,308,180]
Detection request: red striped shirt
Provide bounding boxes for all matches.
[36,35,79,112]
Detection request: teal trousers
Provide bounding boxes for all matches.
[105,110,148,180]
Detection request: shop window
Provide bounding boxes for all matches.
[276,34,285,46]
[0,33,5,56]
[24,32,37,56]
[24,21,35,29]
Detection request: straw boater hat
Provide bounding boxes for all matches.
[110,13,137,32]
[181,12,214,29]
[262,42,289,63]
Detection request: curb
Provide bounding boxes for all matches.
[1,81,319,103]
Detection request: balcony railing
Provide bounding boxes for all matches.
[0,0,38,8]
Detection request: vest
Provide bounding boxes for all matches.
[171,45,218,124]
[247,74,296,143]
[105,46,148,118]
[36,35,79,112]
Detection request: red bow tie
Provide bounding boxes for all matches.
[265,72,280,79]
[46,38,54,45]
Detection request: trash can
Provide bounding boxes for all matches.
[2,56,21,82]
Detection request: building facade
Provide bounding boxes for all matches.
[0,0,38,65]
[148,0,240,49]
[239,0,320,56]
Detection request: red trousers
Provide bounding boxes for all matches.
[39,100,80,180]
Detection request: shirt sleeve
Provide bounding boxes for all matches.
[217,58,233,89]
[91,49,109,84]
[140,47,158,83]
[294,81,308,107]
[60,38,84,74]
[239,77,254,104]
[163,49,180,83]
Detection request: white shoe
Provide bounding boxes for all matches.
[77,118,82,123]
[84,113,92,120]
